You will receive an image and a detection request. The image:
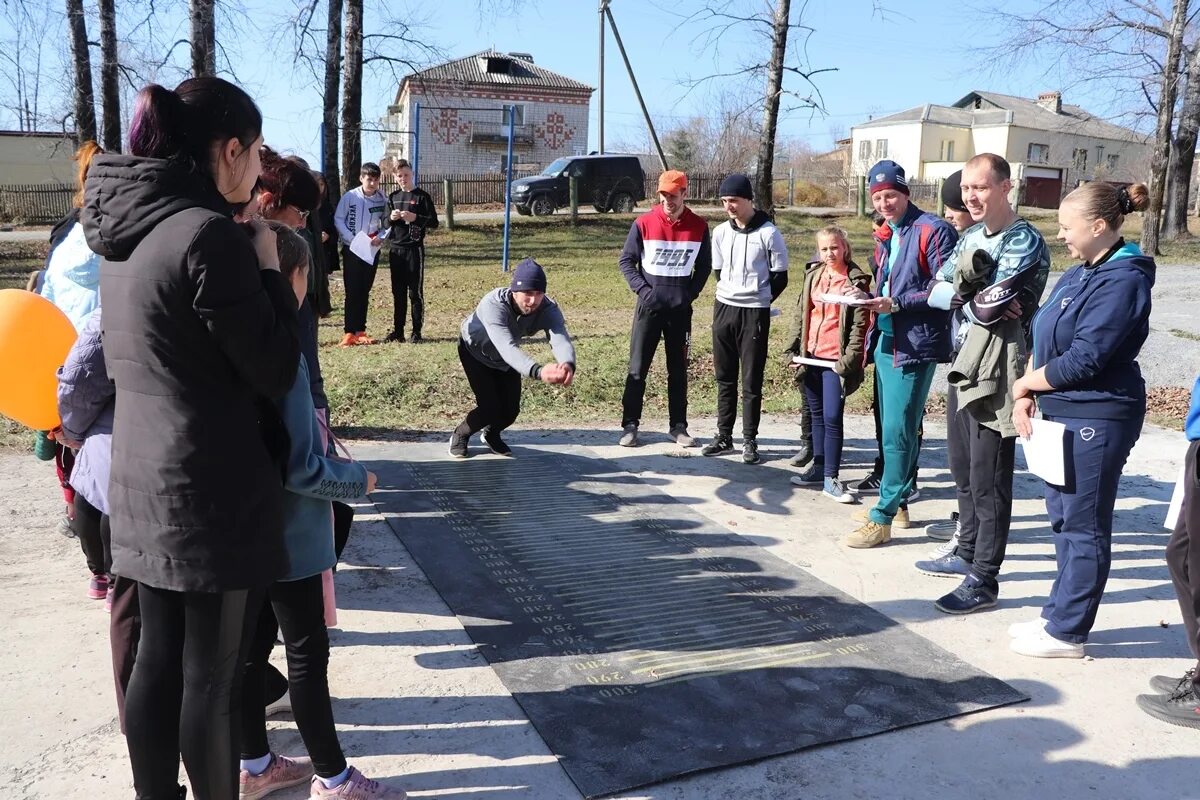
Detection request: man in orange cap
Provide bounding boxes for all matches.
[617,170,712,447]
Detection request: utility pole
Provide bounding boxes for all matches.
[598,0,607,154]
[605,4,667,170]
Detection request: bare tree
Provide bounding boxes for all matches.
[0,2,51,131]
[1164,50,1200,238]
[99,0,122,150]
[66,0,97,142]
[324,0,344,194]
[340,0,363,191]
[190,0,216,76]
[1143,0,1189,255]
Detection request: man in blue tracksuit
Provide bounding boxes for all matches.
[1010,180,1153,659]
[845,160,956,549]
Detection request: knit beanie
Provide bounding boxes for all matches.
[510,257,547,293]
[718,173,754,201]
[941,170,967,212]
[868,160,909,196]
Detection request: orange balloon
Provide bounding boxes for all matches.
[0,289,78,430]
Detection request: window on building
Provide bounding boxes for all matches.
[940,140,955,161]
[1073,148,1088,172]
[858,140,871,161]
[875,139,888,158]
[1106,154,1119,170]
[1027,143,1050,164]
[501,105,526,127]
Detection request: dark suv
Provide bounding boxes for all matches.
[511,154,645,216]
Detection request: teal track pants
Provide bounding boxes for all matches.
[870,334,935,524]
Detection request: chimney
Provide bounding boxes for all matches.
[1037,91,1062,114]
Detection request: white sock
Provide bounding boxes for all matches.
[240,753,272,776]
[317,767,351,789]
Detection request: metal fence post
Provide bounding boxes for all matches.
[502,105,515,273]
[936,177,945,216]
[788,168,795,207]
[857,175,867,217]
[444,179,454,230]
[570,175,579,225]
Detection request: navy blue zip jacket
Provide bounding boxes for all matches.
[867,202,957,366]
[1032,241,1154,419]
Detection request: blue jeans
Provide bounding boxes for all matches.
[802,365,845,478]
[871,334,935,524]
[1042,414,1142,643]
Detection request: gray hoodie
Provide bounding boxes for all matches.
[460,288,576,377]
[712,210,789,308]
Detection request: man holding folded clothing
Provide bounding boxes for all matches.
[916,153,1050,614]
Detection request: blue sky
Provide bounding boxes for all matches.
[0,0,1131,165]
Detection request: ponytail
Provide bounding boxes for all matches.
[72,140,104,208]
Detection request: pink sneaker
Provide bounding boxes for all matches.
[104,584,114,613]
[310,767,407,799]
[87,574,109,600]
[240,753,314,800]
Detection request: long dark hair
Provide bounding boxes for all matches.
[258,146,321,215]
[127,77,262,179]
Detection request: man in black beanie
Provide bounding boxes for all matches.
[450,257,576,458]
[701,173,789,464]
[941,169,973,233]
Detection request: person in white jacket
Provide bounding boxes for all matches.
[333,162,387,346]
[701,174,789,465]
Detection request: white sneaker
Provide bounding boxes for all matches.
[265,689,291,717]
[1008,617,1048,639]
[1010,627,1085,659]
[927,530,960,560]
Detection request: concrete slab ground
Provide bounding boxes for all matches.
[2,413,1198,799]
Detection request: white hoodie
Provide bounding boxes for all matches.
[712,210,789,308]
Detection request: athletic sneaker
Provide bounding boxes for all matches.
[927,530,961,560]
[914,552,971,578]
[669,424,695,448]
[309,767,408,799]
[789,465,822,486]
[1136,686,1200,730]
[1008,617,1048,639]
[87,574,109,600]
[482,428,513,457]
[264,689,291,718]
[618,423,639,447]
[339,333,358,347]
[353,331,376,345]
[934,575,997,614]
[851,506,910,528]
[925,512,959,541]
[847,472,881,494]
[105,584,114,613]
[905,484,921,503]
[823,477,854,504]
[410,333,423,344]
[742,439,760,464]
[240,754,313,800]
[1009,628,1085,659]
[789,442,813,468]
[1150,668,1197,695]
[701,434,734,457]
[448,431,469,459]
[382,331,405,344]
[844,521,890,548]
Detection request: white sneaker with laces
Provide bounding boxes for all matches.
[927,530,961,560]
[1008,617,1048,639]
[1010,627,1085,659]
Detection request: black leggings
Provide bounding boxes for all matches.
[455,339,522,436]
[72,493,111,577]
[124,585,253,800]
[241,575,346,778]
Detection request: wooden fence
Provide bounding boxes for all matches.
[384,171,734,207]
[0,184,73,224]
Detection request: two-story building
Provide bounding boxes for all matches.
[381,51,594,175]
[850,90,1151,207]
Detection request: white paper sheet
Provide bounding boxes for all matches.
[791,356,839,369]
[1018,418,1067,486]
[1166,461,1187,530]
[817,292,870,306]
[349,230,382,264]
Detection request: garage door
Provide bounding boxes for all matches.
[1023,176,1063,209]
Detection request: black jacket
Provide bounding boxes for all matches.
[385,187,438,248]
[81,154,301,592]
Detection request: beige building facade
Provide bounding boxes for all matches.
[0,131,77,184]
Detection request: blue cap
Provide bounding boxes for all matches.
[510,257,547,293]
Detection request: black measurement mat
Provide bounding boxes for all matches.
[367,443,1026,798]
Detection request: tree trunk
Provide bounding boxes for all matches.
[753,0,789,217]
[323,0,343,196]
[65,0,96,143]
[1143,0,1190,255]
[190,0,216,77]
[98,0,121,151]
[340,0,364,194]
[1164,52,1200,240]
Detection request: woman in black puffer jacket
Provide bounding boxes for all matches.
[81,77,299,800]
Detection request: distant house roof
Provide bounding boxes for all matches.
[397,51,593,100]
[853,90,1146,144]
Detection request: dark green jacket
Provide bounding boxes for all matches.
[783,258,873,397]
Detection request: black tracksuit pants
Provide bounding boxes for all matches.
[712,301,770,439]
[72,492,111,577]
[1168,439,1200,694]
[947,386,1015,590]
[456,340,522,436]
[342,246,377,334]
[389,245,425,337]
[621,302,692,429]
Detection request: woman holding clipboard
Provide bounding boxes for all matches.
[783,225,873,503]
[1009,180,1153,659]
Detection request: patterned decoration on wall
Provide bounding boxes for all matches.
[431,109,470,146]
[536,112,575,149]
